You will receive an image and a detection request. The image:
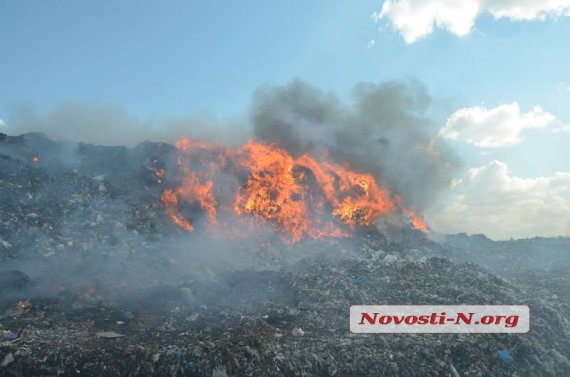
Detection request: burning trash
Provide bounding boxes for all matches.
[161,137,428,242]
[15,300,31,312]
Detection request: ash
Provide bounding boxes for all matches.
[1,133,569,376]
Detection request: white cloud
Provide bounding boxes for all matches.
[0,118,4,128]
[428,160,570,239]
[375,1,479,43]
[488,0,570,20]
[376,0,570,43]
[552,124,570,133]
[367,39,376,49]
[558,81,570,92]
[440,103,557,147]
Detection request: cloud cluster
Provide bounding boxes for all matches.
[376,0,570,43]
[440,102,558,147]
[428,160,570,239]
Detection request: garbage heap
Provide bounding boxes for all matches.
[0,133,569,376]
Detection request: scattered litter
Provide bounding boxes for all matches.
[382,254,399,264]
[211,366,228,377]
[96,331,125,339]
[1,353,14,367]
[291,327,305,337]
[1,330,18,341]
[450,363,460,377]
[346,275,369,285]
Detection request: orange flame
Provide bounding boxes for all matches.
[85,286,97,297]
[154,169,165,184]
[16,300,32,312]
[161,137,428,242]
[407,209,429,233]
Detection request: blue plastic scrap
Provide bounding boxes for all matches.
[497,349,513,365]
[346,275,370,285]
[2,331,18,341]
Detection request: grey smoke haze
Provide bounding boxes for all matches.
[252,80,461,210]
[4,103,249,147]
[3,80,460,210]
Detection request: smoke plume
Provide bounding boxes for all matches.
[3,80,460,210]
[252,80,461,210]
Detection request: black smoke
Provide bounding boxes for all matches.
[252,80,461,210]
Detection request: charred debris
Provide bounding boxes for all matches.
[0,132,569,376]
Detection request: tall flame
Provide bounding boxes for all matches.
[161,137,427,242]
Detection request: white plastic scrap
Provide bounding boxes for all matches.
[1,353,14,367]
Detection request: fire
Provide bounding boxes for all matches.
[16,300,32,312]
[161,137,428,242]
[161,138,222,232]
[154,169,165,184]
[86,286,97,297]
[31,156,40,163]
[407,209,429,233]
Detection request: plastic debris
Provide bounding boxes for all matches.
[1,353,14,367]
[96,331,125,339]
[291,327,305,337]
[346,275,369,285]
[1,330,18,341]
[450,363,460,377]
[497,350,513,365]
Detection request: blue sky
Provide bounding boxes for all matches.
[1,1,569,238]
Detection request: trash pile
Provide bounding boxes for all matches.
[443,233,570,321]
[443,233,570,274]
[1,254,569,376]
[1,133,569,376]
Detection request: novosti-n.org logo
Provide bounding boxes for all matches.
[350,305,530,333]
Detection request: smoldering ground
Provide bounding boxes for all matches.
[0,230,303,314]
[0,80,460,311]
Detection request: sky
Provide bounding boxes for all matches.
[1,0,569,239]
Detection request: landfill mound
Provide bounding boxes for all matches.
[1,255,569,376]
[1,133,570,376]
[443,233,570,275]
